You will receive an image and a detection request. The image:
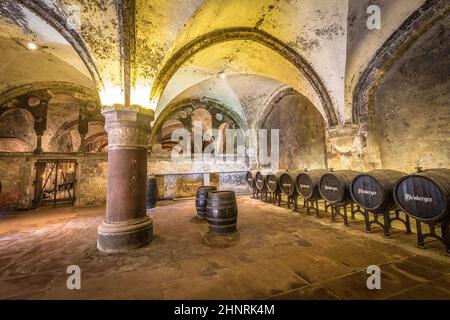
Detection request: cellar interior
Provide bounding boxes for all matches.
[0,0,449,301]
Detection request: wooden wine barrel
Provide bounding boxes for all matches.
[350,169,406,213]
[266,172,283,192]
[279,171,302,196]
[206,191,238,234]
[146,175,158,209]
[245,170,257,188]
[319,170,361,204]
[255,170,272,191]
[255,171,265,190]
[393,169,450,222]
[296,169,328,200]
[195,186,217,219]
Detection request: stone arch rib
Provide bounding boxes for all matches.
[16,0,102,87]
[150,27,338,126]
[0,82,100,107]
[149,97,248,144]
[352,0,449,124]
[255,86,297,129]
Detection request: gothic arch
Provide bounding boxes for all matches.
[352,0,449,124]
[149,97,248,144]
[16,0,102,86]
[150,27,338,126]
[0,82,100,107]
[254,86,297,129]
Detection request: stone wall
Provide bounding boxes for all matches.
[0,152,251,212]
[0,153,108,212]
[263,91,327,171]
[0,154,33,212]
[148,157,250,199]
[76,155,108,206]
[372,15,450,172]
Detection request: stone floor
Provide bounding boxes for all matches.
[0,196,449,300]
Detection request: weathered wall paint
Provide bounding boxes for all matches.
[373,15,450,171]
[263,92,327,171]
[0,152,251,212]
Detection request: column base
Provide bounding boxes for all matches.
[97,216,153,253]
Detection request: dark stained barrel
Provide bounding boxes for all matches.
[146,175,158,209]
[393,169,450,222]
[255,170,272,191]
[245,170,257,188]
[266,172,282,192]
[255,171,265,190]
[195,186,217,219]
[319,170,361,204]
[279,171,302,196]
[350,169,406,213]
[296,169,328,200]
[206,191,238,234]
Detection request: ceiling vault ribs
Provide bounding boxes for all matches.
[116,0,136,106]
[0,82,100,108]
[16,0,103,88]
[255,86,297,130]
[149,97,248,144]
[150,27,338,126]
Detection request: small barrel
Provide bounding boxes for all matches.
[266,172,283,193]
[393,169,450,222]
[319,170,361,204]
[351,169,406,213]
[245,170,257,188]
[196,186,217,219]
[206,191,238,234]
[146,175,158,209]
[279,171,302,196]
[296,169,328,200]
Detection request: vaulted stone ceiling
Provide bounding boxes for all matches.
[0,0,442,127]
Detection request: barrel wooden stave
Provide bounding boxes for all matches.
[146,176,158,209]
[351,169,406,213]
[266,172,283,192]
[245,170,258,188]
[196,186,217,219]
[206,191,238,234]
[255,171,265,191]
[279,171,303,196]
[296,169,328,200]
[394,169,450,222]
[255,170,274,191]
[319,170,361,204]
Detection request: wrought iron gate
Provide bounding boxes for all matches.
[33,159,77,208]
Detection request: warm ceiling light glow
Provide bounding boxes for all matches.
[131,84,152,109]
[26,42,39,50]
[99,83,125,106]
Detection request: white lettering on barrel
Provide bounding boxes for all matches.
[358,188,377,196]
[404,194,432,204]
[299,184,310,189]
[325,185,337,192]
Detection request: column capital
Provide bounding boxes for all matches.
[102,104,154,149]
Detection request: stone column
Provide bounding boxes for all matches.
[33,99,48,154]
[97,104,154,253]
